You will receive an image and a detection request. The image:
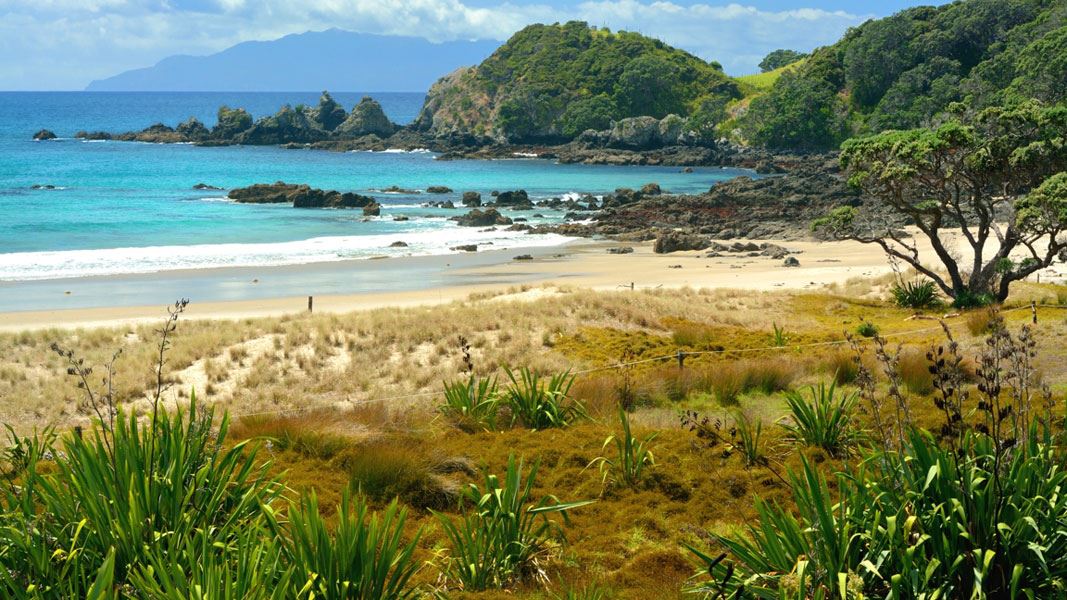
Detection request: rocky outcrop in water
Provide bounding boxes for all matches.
[335,97,396,138]
[33,129,56,141]
[228,182,377,209]
[452,208,512,227]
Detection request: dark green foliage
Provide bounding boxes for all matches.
[433,455,592,590]
[689,429,1067,598]
[742,0,1065,149]
[560,94,616,138]
[504,367,587,429]
[818,103,1067,303]
[277,490,423,600]
[758,49,807,73]
[472,21,740,141]
[742,72,848,150]
[890,278,941,309]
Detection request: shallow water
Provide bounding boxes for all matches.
[0,92,751,284]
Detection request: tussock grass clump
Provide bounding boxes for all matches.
[965,308,997,336]
[234,413,352,460]
[898,348,934,395]
[706,359,797,405]
[821,349,859,385]
[345,444,458,510]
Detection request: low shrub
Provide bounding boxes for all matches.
[433,455,593,590]
[733,411,766,468]
[441,375,500,431]
[688,429,1067,599]
[855,321,879,338]
[589,408,657,489]
[890,278,941,309]
[779,382,864,457]
[277,490,423,600]
[504,368,587,429]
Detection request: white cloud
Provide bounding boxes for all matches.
[0,0,872,89]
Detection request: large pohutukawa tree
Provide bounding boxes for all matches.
[814,102,1067,305]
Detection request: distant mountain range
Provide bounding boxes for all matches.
[84,29,501,92]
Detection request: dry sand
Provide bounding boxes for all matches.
[2,234,1063,333]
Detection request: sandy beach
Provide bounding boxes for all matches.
[4,231,1065,333]
[0,237,912,331]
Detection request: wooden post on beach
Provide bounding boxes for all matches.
[1032,301,1038,324]
[308,295,313,313]
[676,350,686,370]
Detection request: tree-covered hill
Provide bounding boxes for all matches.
[414,21,742,143]
[740,0,1066,150]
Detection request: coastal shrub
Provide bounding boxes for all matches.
[890,278,941,309]
[441,375,500,431]
[771,322,788,347]
[504,367,587,429]
[689,428,1067,599]
[779,382,863,457]
[733,411,767,468]
[274,490,422,600]
[127,525,293,600]
[855,321,879,338]
[433,455,593,590]
[346,444,457,510]
[589,407,657,489]
[0,396,281,597]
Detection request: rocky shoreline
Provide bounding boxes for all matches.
[45,92,864,245]
[221,152,863,248]
[49,92,803,170]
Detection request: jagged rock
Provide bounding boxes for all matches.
[363,202,381,216]
[641,183,662,196]
[607,247,634,254]
[393,216,410,221]
[31,184,56,190]
[513,254,534,261]
[426,186,452,194]
[336,97,396,138]
[313,91,347,131]
[606,115,688,150]
[235,105,328,145]
[176,117,210,141]
[430,200,455,209]
[193,183,223,190]
[653,231,709,254]
[462,191,481,207]
[452,208,512,227]
[783,256,801,267]
[451,244,478,252]
[682,167,694,173]
[33,129,56,141]
[493,190,529,206]
[389,241,409,247]
[212,106,253,139]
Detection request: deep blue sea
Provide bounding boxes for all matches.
[0,92,751,282]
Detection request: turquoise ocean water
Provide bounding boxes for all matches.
[0,92,751,308]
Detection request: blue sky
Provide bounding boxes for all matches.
[0,0,948,90]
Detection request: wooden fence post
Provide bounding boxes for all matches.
[308,295,313,312]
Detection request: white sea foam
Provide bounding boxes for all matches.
[0,227,574,281]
